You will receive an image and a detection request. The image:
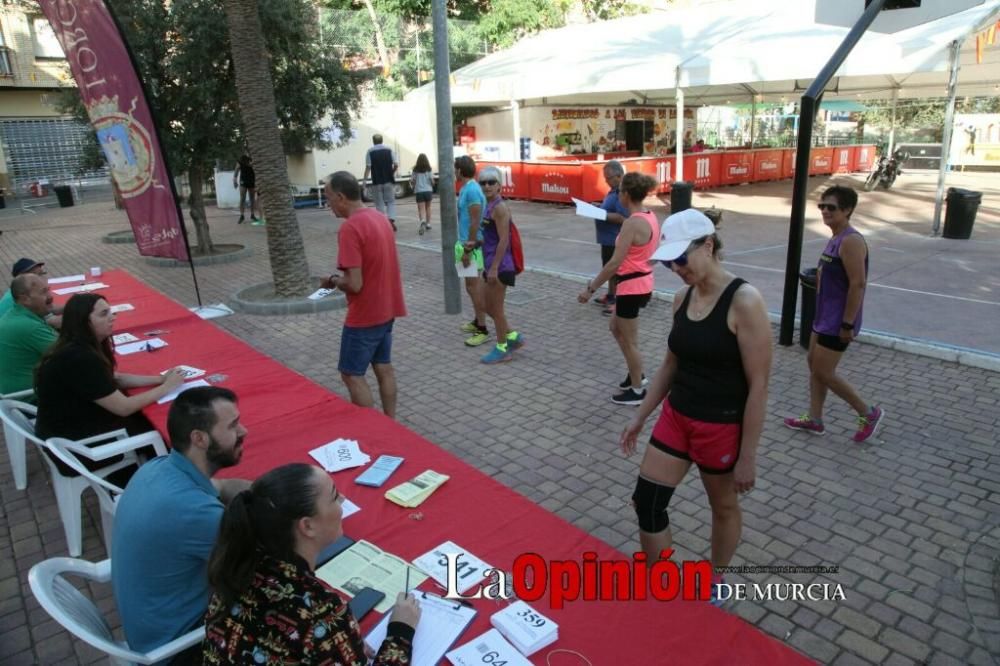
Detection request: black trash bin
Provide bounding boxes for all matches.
[670,180,693,213]
[799,268,818,349]
[942,188,981,239]
[53,185,74,208]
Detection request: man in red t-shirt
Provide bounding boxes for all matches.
[321,172,407,418]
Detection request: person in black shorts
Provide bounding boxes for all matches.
[233,154,259,223]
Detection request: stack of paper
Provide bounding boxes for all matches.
[309,439,370,473]
[447,629,532,666]
[385,470,449,508]
[491,600,559,656]
[413,541,492,595]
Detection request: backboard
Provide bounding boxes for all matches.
[814,0,986,33]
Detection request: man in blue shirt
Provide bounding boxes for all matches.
[112,387,249,661]
[455,155,489,346]
[593,161,629,315]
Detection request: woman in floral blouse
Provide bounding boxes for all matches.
[202,463,420,664]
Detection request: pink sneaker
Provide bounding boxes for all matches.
[853,406,885,443]
[783,414,826,435]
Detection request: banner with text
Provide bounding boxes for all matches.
[38,0,189,260]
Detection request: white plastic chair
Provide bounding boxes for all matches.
[0,399,165,556]
[0,389,35,489]
[44,438,128,556]
[28,557,204,665]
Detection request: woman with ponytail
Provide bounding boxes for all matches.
[203,463,419,664]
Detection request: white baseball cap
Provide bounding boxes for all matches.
[649,209,716,262]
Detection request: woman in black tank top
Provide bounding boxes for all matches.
[619,209,773,595]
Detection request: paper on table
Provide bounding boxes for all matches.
[366,593,476,666]
[572,197,607,220]
[341,497,360,519]
[413,541,493,595]
[112,333,140,345]
[115,338,167,355]
[308,288,336,300]
[455,260,480,278]
[161,365,206,380]
[156,379,211,404]
[447,629,532,666]
[48,274,86,285]
[316,540,428,614]
[52,282,110,296]
[110,303,135,313]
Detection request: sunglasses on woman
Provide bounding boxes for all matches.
[661,237,707,269]
[480,179,499,186]
[817,203,840,211]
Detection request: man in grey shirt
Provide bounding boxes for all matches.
[364,134,398,231]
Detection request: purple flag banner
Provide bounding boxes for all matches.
[38,1,189,261]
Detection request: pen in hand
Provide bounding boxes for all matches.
[405,566,410,597]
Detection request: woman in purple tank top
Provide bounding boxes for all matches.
[784,185,885,443]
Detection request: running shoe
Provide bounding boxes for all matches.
[481,345,513,364]
[460,321,480,334]
[602,305,614,317]
[618,373,648,389]
[852,405,885,443]
[611,387,646,406]
[783,414,826,435]
[506,332,525,351]
[237,215,245,224]
[593,294,615,306]
[464,331,490,347]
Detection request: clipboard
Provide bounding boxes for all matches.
[364,591,476,666]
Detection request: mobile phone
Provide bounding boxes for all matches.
[316,535,355,567]
[348,587,386,621]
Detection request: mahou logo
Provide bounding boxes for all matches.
[541,182,569,195]
[760,160,779,171]
[728,165,749,176]
[695,158,711,180]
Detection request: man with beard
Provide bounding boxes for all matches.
[112,387,250,661]
[0,274,57,396]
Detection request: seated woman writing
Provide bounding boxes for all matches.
[202,463,420,664]
[34,293,185,471]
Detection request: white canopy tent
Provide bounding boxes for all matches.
[406,0,1000,108]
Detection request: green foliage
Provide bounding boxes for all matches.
[475,0,566,49]
[96,0,365,176]
[580,0,649,21]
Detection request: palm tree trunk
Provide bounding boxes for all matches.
[187,162,214,255]
[222,0,309,297]
[362,0,391,75]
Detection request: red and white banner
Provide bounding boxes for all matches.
[38,1,189,261]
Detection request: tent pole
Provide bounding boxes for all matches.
[750,95,757,148]
[511,98,521,161]
[675,66,684,183]
[778,0,887,347]
[932,40,962,237]
[432,0,461,314]
[887,87,898,155]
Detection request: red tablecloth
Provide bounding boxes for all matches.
[72,270,811,665]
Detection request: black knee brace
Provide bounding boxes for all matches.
[632,475,675,533]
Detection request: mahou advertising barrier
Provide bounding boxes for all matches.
[720,151,754,186]
[808,147,835,176]
[38,0,189,261]
[753,150,784,182]
[476,145,874,205]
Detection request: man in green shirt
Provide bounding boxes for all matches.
[0,274,58,396]
[0,258,62,327]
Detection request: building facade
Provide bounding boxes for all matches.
[0,2,95,193]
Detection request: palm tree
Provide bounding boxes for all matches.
[222,0,309,297]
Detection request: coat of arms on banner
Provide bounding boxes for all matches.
[88,95,158,198]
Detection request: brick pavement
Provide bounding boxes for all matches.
[1,197,998,664]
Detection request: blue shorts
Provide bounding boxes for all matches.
[339,320,394,376]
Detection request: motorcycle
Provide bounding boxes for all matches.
[864,149,908,191]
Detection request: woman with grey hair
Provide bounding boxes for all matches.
[477,165,523,363]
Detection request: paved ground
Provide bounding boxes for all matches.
[400,170,1000,356]
[0,187,998,665]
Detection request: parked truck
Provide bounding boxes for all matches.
[286,99,438,202]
